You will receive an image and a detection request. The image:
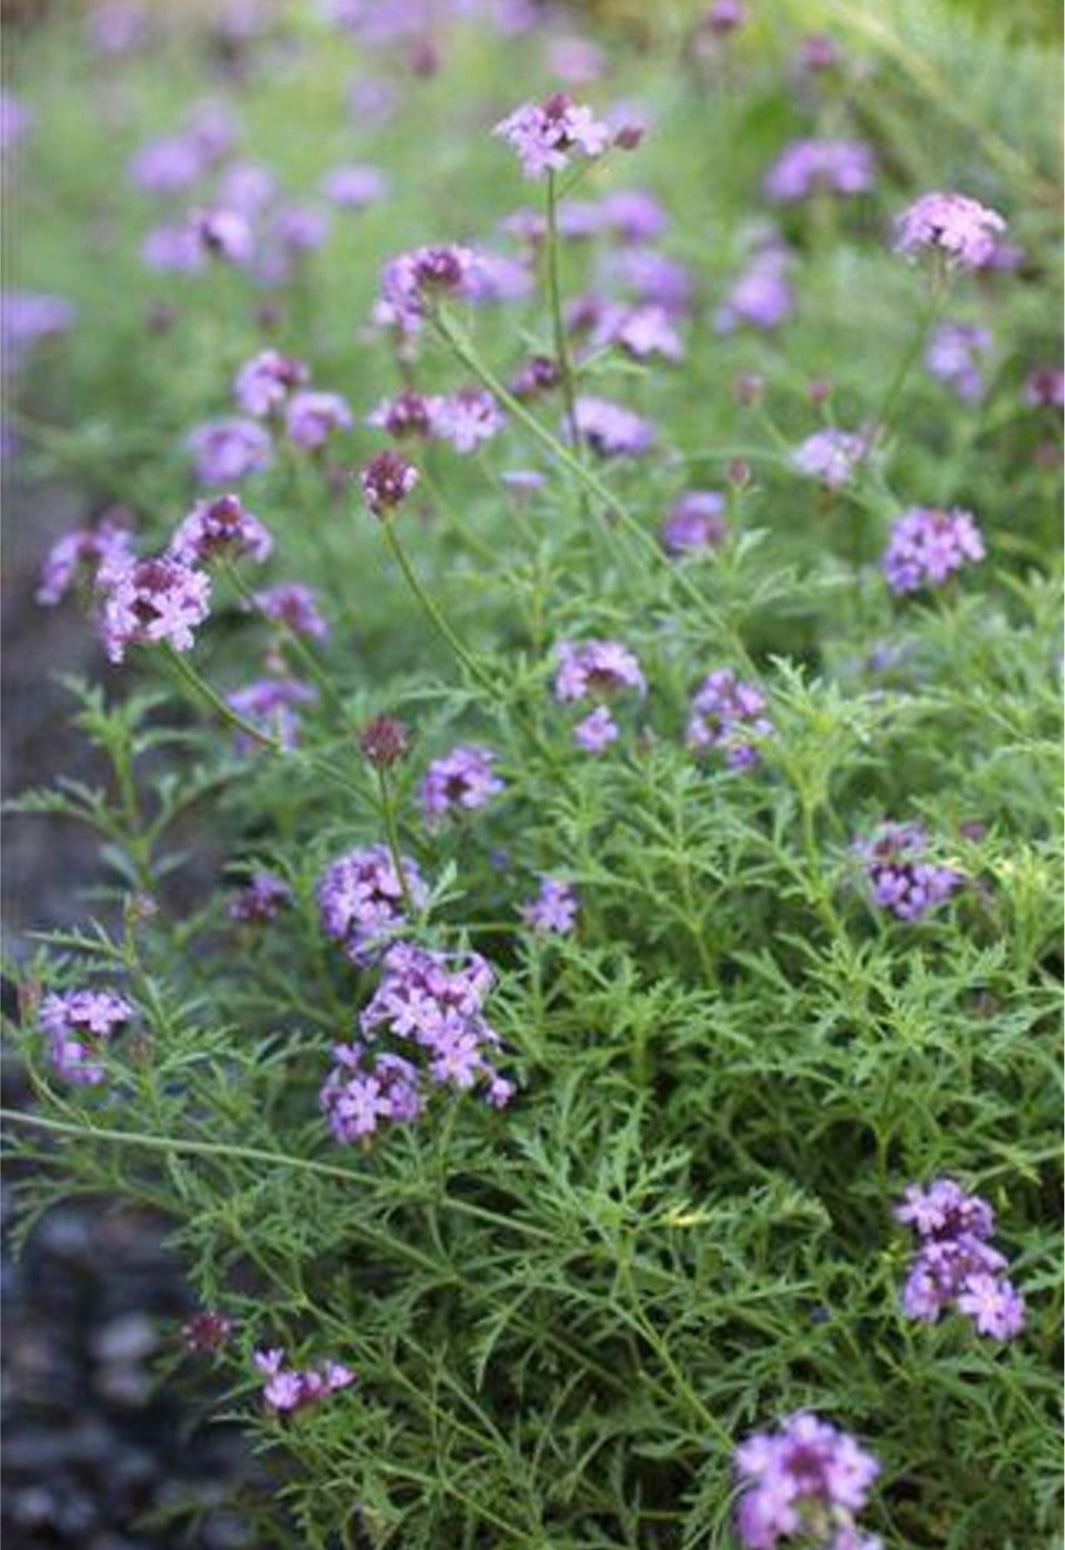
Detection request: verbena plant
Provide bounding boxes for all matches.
[2,2,1061,1546]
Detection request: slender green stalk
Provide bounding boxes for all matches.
[380,517,494,694]
[377,765,417,917]
[545,168,580,448]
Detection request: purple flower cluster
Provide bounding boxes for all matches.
[320,944,513,1143]
[360,450,420,516]
[234,349,310,417]
[187,419,272,486]
[791,428,867,490]
[855,822,962,920]
[36,512,136,606]
[251,583,329,642]
[881,506,985,594]
[228,870,293,924]
[100,556,212,664]
[169,493,272,566]
[226,677,317,751]
[687,670,773,768]
[378,243,479,329]
[254,1348,355,1414]
[924,323,992,405]
[734,1412,881,1550]
[520,877,579,935]
[893,191,1007,270]
[368,388,505,454]
[318,845,427,964]
[421,744,504,824]
[493,92,610,179]
[660,490,727,557]
[39,989,134,1085]
[554,639,647,703]
[572,395,655,457]
[763,139,875,203]
[896,1180,1025,1340]
[715,243,796,334]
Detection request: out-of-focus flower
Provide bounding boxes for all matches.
[193,207,255,266]
[715,243,795,334]
[431,389,506,453]
[226,678,317,751]
[520,877,579,934]
[881,506,985,594]
[229,871,293,923]
[187,419,272,485]
[234,349,310,417]
[252,583,329,641]
[763,139,875,202]
[791,428,867,490]
[284,390,354,451]
[359,714,410,769]
[2,292,77,373]
[893,191,1007,270]
[660,491,727,557]
[37,512,136,606]
[322,163,389,208]
[573,396,655,457]
[573,705,619,752]
[127,135,206,195]
[924,323,992,404]
[1023,366,1064,409]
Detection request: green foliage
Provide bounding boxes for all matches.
[3,2,1061,1546]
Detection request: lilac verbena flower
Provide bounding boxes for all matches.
[169,494,272,566]
[421,745,504,824]
[464,250,535,306]
[881,506,985,594]
[234,349,310,418]
[520,877,579,934]
[141,222,205,275]
[896,1179,1025,1340]
[855,822,962,921]
[493,92,610,179]
[229,870,293,923]
[764,139,875,203]
[127,135,206,195]
[320,1043,424,1140]
[361,943,512,1102]
[226,678,317,751]
[1023,366,1064,409]
[715,244,796,334]
[252,583,329,641]
[431,389,506,453]
[379,244,479,328]
[573,705,619,753]
[791,428,867,490]
[554,639,647,703]
[511,355,561,399]
[0,91,32,155]
[254,1348,355,1414]
[1,293,77,374]
[924,323,992,405]
[361,451,419,516]
[660,491,727,557]
[687,669,773,768]
[734,1411,881,1550]
[607,248,695,317]
[598,188,668,243]
[893,191,1007,270]
[317,845,427,965]
[704,0,748,36]
[367,389,438,439]
[99,557,211,664]
[600,303,685,362]
[187,419,272,486]
[216,160,277,218]
[573,396,655,457]
[36,513,136,606]
[322,164,388,208]
[39,989,134,1085]
[284,390,354,452]
[192,207,255,266]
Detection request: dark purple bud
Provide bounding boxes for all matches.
[359,714,411,770]
[360,451,420,517]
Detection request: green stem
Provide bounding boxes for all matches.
[380,517,494,693]
[162,646,283,751]
[377,766,417,917]
[545,169,580,448]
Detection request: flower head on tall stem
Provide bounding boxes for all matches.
[493,93,610,179]
[360,450,420,516]
[893,191,1007,270]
